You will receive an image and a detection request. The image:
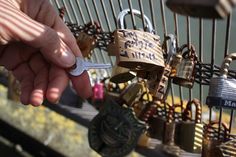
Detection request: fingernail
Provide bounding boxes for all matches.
[61,51,76,67]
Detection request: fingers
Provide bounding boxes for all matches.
[29,53,49,106]
[0,0,75,68]
[46,65,69,103]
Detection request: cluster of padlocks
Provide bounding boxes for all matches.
[59,1,236,157]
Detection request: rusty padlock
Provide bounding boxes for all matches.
[202,121,230,157]
[110,65,136,84]
[112,9,164,71]
[172,44,198,88]
[76,22,101,58]
[175,98,203,153]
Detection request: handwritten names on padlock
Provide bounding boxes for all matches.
[115,29,164,71]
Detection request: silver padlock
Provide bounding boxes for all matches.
[172,44,198,88]
[111,9,164,72]
[206,53,236,109]
[166,0,236,19]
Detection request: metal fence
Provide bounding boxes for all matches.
[49,0,236,154]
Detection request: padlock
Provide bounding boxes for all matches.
[219,139,236,156]
[172,44,198,88]
[110,65,136,83]
[175,98,203,153]
[113,9,164,71]
[147,102,171,141]
[88,97,146,157]
[166,0,235,19]
[162,103,182,157]
[119,82,143,106]
[131,92,153,118]
[202,122,230,157]
[146,34,176,100]
[92,81,104,108]
[206,53,236,109]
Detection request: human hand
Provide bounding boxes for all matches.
[0,0,92,106]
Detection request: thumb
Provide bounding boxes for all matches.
[0,1,75,67]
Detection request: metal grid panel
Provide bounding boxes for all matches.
[50,0,236,133]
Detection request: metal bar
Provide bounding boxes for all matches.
[61,0,74,22]
[68,0,80,23]
[224,15,232,57]
[74,0,86,23]
[101,0,112,31]
[199,18,203,105]
[149,0,157,34]
[224,15,234,132]
[160,0,167,36]
[211,19,216,65]
[138,0,146,30]
[128,0,137,29]
[109,0,118,28]
[92,0,106,63]
[186,16,192,101]
[83,0,94,24]
[118,0,123,11]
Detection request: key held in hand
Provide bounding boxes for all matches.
[69,57,112,76]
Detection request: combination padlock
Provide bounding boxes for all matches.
[166,0,236,19]
[172,44,198,88]
[147,34,176,100]
[175,98,203,153]
[206,53,236,109]
[111,9,164,71]
[110,65,136,84]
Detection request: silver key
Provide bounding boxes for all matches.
[69,57,111,76]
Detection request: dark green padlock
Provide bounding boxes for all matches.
[175,98,203,153]
[147,102,170,140]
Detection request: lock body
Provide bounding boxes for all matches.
[114,29,164,71]
[166,0,234,19]
[110,66,136,83]
[172,59,195,88]
[88,98,146,157]
[77,32,96,58]
[207,77,236,109]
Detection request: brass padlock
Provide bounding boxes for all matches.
[175,98,203,153]
[110,65,136,83]
[202,122,230,157]
[119,82,143,106]
[166,0,235,19]
[113,9,164,71]
[172,44,198,88]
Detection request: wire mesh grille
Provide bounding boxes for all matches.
[49,0,236,136]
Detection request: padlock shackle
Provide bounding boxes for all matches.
[183,98,202,123]
[204,121,230,140]
[117,8,154,33]
[179,44,197,60]
[162,34,177,65]
[220,53,236,77]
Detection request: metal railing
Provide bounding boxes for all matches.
[50,0,236,143]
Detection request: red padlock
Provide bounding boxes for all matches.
[92,81,104,109]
